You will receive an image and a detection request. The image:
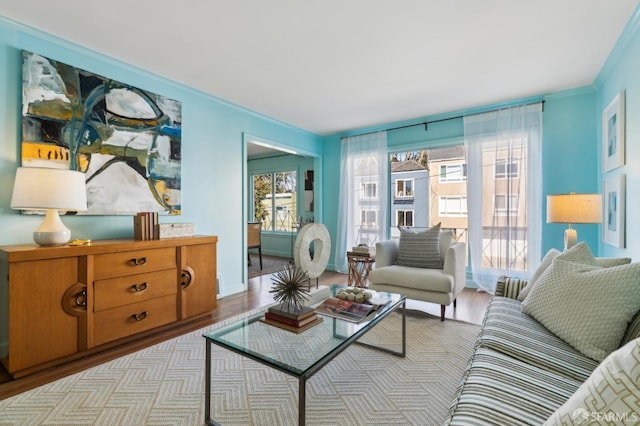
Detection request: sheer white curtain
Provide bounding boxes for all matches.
[464,103,542,292]
[334,131,388,273]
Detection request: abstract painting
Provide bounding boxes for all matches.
[603,174,625,248]
[602,91,625,172]
[21,50,182,215]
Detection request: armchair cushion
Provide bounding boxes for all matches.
[369,265,453,293]
[397,223,442,269]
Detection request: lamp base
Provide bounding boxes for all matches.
[564,227,577,251]
[33,209,72,246]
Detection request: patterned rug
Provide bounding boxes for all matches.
[0,308,480,426]
[248,254,292,278]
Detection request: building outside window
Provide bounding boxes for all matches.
[494,194,519,216]
[361,182,378,199]
[396,209,414,227]
[495,158,519,179]
[395,179,414,198]
[439,196,468,217]
[439,164,467,183]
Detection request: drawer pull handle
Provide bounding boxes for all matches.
[131,257,147,266]
[75,290,87,307]
[132,282,148,292]
[132,311,148,321]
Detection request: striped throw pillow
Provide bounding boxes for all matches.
[397,223,442,269]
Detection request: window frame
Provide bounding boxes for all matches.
[439,163,468,183]
[251,169,297,232]
[438,195,468,217]
[494,158,519,179]
[395,178,415,198]
[396,209,414,227]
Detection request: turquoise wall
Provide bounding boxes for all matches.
[595,8,640,259]
[0,17,322,297]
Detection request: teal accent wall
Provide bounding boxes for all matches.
[541,89,599,253]
[595,6,640,259]
[0,16,322,297]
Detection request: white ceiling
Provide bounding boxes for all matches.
[0,1,638,135]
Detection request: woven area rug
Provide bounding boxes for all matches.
[0,308,480,426]
[248,254,292,278]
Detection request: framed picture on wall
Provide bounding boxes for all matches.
[603,174,625,248]
[602,91,625,172]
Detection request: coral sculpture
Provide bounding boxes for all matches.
[269,265,310,313]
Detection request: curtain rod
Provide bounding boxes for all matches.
[348,100,545,138]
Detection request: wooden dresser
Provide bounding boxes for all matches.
[0,235,217,378]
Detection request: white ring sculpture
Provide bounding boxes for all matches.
[294,223,331,279]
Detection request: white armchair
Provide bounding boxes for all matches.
[369,230,466,321]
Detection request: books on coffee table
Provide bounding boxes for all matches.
[261,304,323,333]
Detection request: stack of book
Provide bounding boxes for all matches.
[350,245,375,256]
[133,212,159,240]
[261,304,323,333]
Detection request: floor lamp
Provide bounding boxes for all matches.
[546,193,601,251]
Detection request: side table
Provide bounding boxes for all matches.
[346,251,375,288]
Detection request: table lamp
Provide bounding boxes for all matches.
[546,193,601,251]
[10,167,88,246]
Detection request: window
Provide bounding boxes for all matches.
[439,164,467,182]
[395,179,414,198]
[396,210,414,227]
[252,170,297,231]
[439,196,468,217]
[495,158,519,179]
[361,182,378,199]
[360,210,377,228]
[495,194,518,216]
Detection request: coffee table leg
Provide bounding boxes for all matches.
[205,341,221,426]
[299,376,306,425]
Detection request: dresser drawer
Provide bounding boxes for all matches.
[94,269,177,312]
[94,248,177,280]
[94,295,177,346]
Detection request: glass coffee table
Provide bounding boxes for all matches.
[203,285,406,426]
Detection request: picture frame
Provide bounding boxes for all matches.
[603,174,625,248]
[602,91,625,172]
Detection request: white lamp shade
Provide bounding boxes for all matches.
[546,193,601,224]
[10,167,87,211]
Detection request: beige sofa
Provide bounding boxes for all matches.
[369,230,466,320]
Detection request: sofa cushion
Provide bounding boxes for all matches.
[544,337,640,426]
[479,297,599,382]
[595,257,632,268]
[397,223,442,268]
[517,248,560,301]
[444,346,583,426]
[369,264,453,293]
[521,258,640,361]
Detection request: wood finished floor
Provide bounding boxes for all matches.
[0,270,490,401]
